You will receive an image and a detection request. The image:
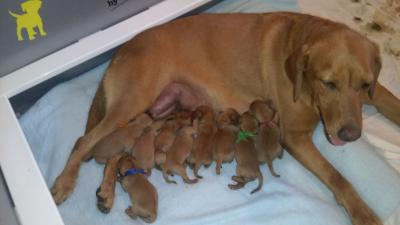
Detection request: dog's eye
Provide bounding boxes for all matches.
[323,81,336,90]
[362,82,371,91]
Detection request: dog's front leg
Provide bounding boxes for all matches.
[367,82,400,125]
[283,134,382,225]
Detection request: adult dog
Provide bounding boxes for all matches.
[51,12,400,225]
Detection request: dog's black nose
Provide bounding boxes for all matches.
[337,125,361,142]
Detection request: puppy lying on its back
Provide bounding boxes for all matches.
[229,111,263,194]
[250,100,283,177]
[90,113,153,163]
[213,108,240,175]
[118,155,158,223]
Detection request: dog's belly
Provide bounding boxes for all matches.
[148,82,207,119]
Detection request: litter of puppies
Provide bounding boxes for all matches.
[95,100,283,223]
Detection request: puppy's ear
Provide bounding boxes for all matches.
[229,109,240,125]
[191,109,203,121]
[265,99,276,111]
[285,45,309,102]
[369,54,381,99]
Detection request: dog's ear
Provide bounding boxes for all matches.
[368,53,381,99]
[285,45,309,102]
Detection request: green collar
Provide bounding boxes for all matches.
[236,130,257,143]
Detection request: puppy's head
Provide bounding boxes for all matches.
[117,155,136,176]
[249,100,275,123]
[192,105,215,122]
[285,28,381,145]
[175,110,192,127]
[239,111,258,133]
[180,125,197,139]
[216,108,240,126]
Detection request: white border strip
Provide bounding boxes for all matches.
[0,96,64,225]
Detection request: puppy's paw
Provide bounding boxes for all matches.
[125,206,138,219]
[96,187,114,214]
[50,174,75,205]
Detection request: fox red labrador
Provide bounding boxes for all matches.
[51,12,400,225]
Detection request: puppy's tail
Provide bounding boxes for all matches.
[251,172,263,194]
[193,163,203,179]
[162,167,176,184]
[267,161,280,178]
[215,159,222,175]
[8,11,20,18]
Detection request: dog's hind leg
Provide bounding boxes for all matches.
[51,85,159,204]
[96,153,122,213]
[51,111,133,204]
[85,82,105,134]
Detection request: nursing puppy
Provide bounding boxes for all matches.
[118,155,158,223]
[90,113,153,163]
[229,112,263,194]
[154,110,191,169]
[250,100,283,177]
[132,123,159,176]
[162,124,198,184]
[188,105,217,178]
[213,108,240,175]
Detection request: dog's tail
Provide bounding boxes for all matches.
[251,172,263,194]
[8,10,20,18]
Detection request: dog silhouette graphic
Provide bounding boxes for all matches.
[9,0,47,41]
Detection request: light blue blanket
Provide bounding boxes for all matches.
[19,1,400,225]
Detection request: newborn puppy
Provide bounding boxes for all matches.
[154,110,191,169]
[132,122,159,176]
[118,155,158,223]
[250,100,283,177]
[90,113,153,163]
[229,111,263,194]
[249,100,277,124]
[162,124,198,184]
[213,108,240,175]
[188,105,217,178]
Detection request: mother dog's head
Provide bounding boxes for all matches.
[285,29,381,146]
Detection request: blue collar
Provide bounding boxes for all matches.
[124,168,146,176]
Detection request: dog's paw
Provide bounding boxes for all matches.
[350,208,383,225]
[96,187,114,214]
[50,174,75,205]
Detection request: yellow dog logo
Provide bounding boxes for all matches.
[9,0,47,41]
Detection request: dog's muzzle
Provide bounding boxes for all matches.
[337,125,361,142]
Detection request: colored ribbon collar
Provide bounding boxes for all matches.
[236,130,257,143]
[124,168,146,176]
